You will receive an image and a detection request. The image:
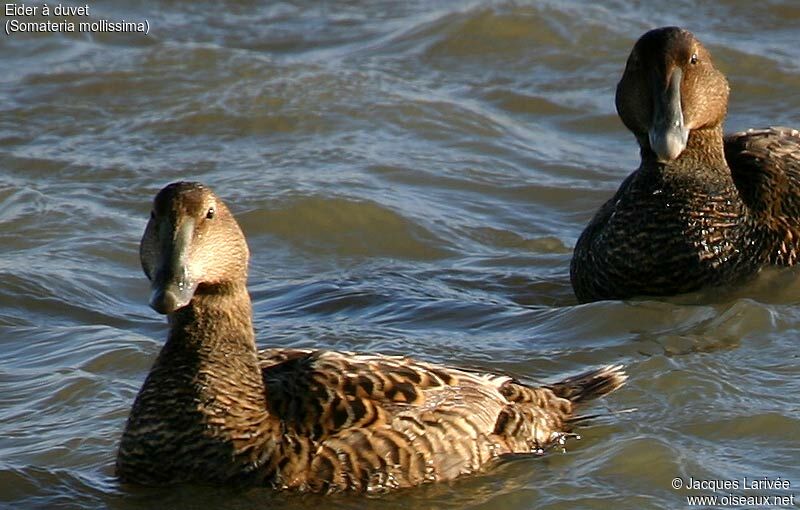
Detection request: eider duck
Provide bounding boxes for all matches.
[117,181,627,492]
[570,27,800,303]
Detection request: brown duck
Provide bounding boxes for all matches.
[117,182,626,492]
[571,27,800,303]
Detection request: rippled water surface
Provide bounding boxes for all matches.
[2,1,800,508]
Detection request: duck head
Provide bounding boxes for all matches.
[616,27,729,162]
[140,182,249,314]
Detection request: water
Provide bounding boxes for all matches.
[2,1,800,508]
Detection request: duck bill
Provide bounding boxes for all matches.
[648,67,689,161]
[149,218,198,314]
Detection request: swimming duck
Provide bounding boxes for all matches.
[570,27,800,302]
[117,182,626,492]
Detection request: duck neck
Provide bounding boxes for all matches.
[683,124,728,166]
[167,281,259,363]
[641,124,730,180]
[120,281,278,484]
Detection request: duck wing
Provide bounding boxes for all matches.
[258,349,625,492]
[726,127,800,229]
[725,127,800,264]
[259,348,510,441]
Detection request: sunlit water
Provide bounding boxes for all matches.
[2,1,800,508]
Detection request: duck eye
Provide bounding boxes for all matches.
[690,53,698,65]
[206,207,215,219]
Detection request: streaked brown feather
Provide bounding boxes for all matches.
[117,182,627,493]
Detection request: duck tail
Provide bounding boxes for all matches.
[545,364,627,403]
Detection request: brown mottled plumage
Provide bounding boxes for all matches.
[571,27,800,303]
[117,182,627,492]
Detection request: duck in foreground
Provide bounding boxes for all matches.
[571,26,800,303]
[117,181,627,492]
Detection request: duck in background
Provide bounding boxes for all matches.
[571,26,800,303]
[117,181,627,492]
